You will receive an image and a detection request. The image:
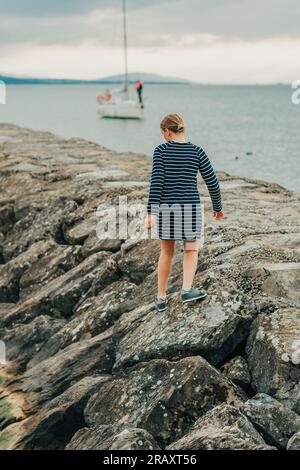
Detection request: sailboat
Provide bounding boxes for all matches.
[97,0,143,119]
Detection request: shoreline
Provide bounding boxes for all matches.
[0,123,299,450]
[0,121,298,194]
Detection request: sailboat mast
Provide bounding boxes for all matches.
[122,0,129,98]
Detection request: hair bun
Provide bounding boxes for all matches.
[160,113,185,133]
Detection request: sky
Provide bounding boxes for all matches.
[0,0,299,84]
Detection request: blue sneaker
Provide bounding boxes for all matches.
[181,287,207,303]
[154,296,168,312]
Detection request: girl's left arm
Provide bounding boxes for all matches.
[198,147,222,213]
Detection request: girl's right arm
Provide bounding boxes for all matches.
[146,146,165,216]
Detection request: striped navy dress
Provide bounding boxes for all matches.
[147,140,222,240]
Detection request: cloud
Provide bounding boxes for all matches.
[0,0,300,45]
[0,0,173,17]
[0,0,299,83]
[1,36,300,84]
[0,9,121,46]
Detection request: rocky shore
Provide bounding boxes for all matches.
[0,123,299,450]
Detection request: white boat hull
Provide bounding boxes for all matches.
[97,100,143,119]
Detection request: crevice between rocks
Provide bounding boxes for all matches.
[53,223,71,246]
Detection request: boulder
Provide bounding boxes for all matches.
[244,393,300,448]
[0,252,118,328]
[66,424,160,450]
[216,240,261,261]
[0,204,15,234]
[117,240,159,283]
[220,356,251,388]
[0,376,109,450]
[113,282,252,369]
[287,432,300,450]
[3,199,77,260]
[28,279,136,366]
[246,308,300,413]
[82,232,122,257]
[12,328,115,413]
[0,391,25,431]
[261,263,300,304]
[84,356,243,447]
[78,254,120,299]
[19,244,83,299]
[0,239,57,302]
[3,315,66,373]
[63,216,98,245]
[167,404,275,450]
[0,303,14,315]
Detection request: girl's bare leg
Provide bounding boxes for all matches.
[157,240,176,298]
[182,243,199,290]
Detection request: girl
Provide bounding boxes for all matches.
[145,113,224,312]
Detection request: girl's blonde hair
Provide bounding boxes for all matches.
[160,113,185,133]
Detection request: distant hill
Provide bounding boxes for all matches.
[0,72,190,85]
[99,72,190,84]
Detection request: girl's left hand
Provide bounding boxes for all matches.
[213,211,224,220]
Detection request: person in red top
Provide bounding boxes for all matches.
[135,80,144,108]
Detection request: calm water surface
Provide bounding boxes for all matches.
[0,84,299,190]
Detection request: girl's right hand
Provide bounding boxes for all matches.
[213,211,224,220]
[145,213,155,229]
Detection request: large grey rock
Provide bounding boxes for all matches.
[0,204,15,234]
[287,432,300,450]
[253,232,300,252]
[117,240,159,283]
[66,424,160,450]
[244,394,300,448]
[0,303,14,315]
[11,328,115,413]
[167,404,275,450]
[0,252,118,328]
[75,168,129,181]
[28,279,136,366]
[0,388,25,432]
[64,216,98,245]
[82,232,122,257]
[84,356,243,447]
[0,376,108,450]
[246,308,300,413]
[220,356,251,388]
[3,315,66,373]
[113,282,252,369]
[3,199,77,260]
[217,240,261,261]
[0,239,57,302]
[78,253,120,299]
[261,263,300,304]
[19,244,83,299]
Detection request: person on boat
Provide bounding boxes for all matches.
[135,80,144,108]
[104,89,113,101]
[96,89,113,104]
[145,113,224,312]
